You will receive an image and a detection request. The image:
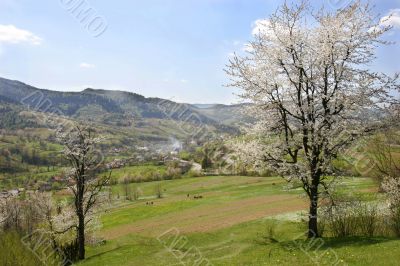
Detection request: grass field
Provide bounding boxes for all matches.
[73,175,400,266]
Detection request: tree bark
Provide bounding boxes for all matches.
[308,183,319,238]
[77,210,85,260]
[77,168,85,260]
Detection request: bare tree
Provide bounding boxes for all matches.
[371,130,400,233]
[133,187,142,201]
[0,194,42,234]
[0,197,13,230]
[226,1,398,237]
[371,131,400,183]
[57,125,109,260]
[0,197,23,232]
[155,183,163,199]
[0,197,7,226]
[123,177,132,201]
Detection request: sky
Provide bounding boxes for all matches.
[0,0,399,104]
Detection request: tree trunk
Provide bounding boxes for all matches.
[308,185,319,238]
[77,211,85,260]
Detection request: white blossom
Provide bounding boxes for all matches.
[226,0,398,236]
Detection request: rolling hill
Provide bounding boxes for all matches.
[0,77,248,131]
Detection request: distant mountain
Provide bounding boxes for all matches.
[0,77,250,142]
[192,104,218,109]
[193,104,252,126]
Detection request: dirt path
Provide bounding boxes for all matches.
[102,194,307,239]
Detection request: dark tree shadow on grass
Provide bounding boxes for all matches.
[277,236,398,251]
[314,236,397,249]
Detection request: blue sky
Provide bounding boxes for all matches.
[0,0,399,104]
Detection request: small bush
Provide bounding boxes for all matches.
[261,220,280,244]
[166,167,182,179]
[389,205,400,237]
[358,202,379,237]
[185,169,203,178]
[0,231,61,266]
[321,200,380,237]
[328,204,359,237]
[266,223,279,243]
[59,239,79,264]
[317,215,327,237]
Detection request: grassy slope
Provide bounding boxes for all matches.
[75,175,400,266]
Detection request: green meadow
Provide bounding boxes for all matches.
[70,175,400,266]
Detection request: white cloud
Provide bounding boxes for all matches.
[180,79,188,83]
[252,19,272,36]
[369,9,400,35]
[79,62,95,69]
[0,24,42,45]
[380,9,400,29]
[251,19,285,44]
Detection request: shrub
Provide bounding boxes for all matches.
[185,169,203,178]
[133,187,142,201]
[59,239,79,264]
[0,231,60,266]
[153,172,162,181]
[259,168,275,177]
[179,151,192,161]
[133,175,142,183]
[389,205,400,237]
[265,221,279,243]
[166,167,181,179]
[357,202,379,237]
[327,203,359,237]
[321,200,380,237]
[317,215,327,237]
